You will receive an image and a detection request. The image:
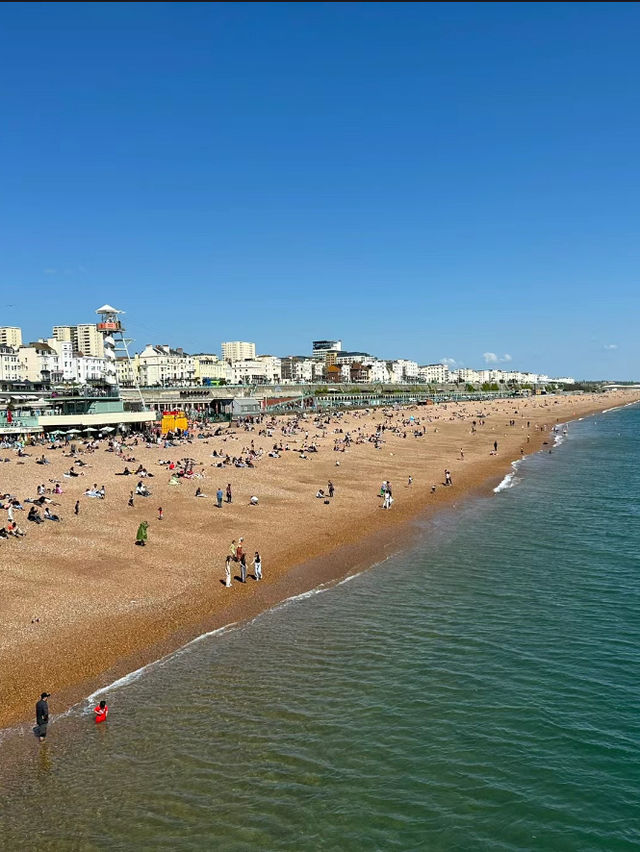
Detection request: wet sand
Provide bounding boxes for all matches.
[1,391,638,731]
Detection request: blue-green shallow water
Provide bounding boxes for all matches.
[1,404,639,851]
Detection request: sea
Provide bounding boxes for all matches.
[1,403,639,851]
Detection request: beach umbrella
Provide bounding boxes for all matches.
[66,429,81,434]
[100,426,115,432]
[83,427,98,432]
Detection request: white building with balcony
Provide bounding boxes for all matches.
[418,364,450,384]
[138,345,195,386]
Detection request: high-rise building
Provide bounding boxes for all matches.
[0,326,23,348]
[221,341,256,363]
[53,323,104,357]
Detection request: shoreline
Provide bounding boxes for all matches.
[1,392,639,743]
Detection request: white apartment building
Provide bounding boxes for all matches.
[418,364,450,384]
[45,338,106,383]
[20,341,61,383]
[0,345,26,382]
[230,356,282,385]
[364,359,392,384]
[280,356,321,384]
[335,352,372,366]
[193,354,231,384]
[53,324,104,358]
[453,368,484,384]
[389,359,419,383]
[221,341,256,363]
[0,327,23,348]
[138,345,196,386]
[14,338,107,385]
[116,355,139,387]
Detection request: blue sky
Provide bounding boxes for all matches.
[1,2,639,379]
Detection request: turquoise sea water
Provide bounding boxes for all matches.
[1,404,639,851]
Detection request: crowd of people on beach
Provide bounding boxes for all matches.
[0,391,593,743]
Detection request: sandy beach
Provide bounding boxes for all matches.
[1,391,638,732]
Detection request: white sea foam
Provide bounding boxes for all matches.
[494,461,521,493]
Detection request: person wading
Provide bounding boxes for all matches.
[35,692,50,742]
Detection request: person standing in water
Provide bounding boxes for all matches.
[94,700,108,724]
[36,692,50,742]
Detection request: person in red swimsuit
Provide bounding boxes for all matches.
[94,700,109,724]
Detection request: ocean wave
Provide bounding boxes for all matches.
[493,461,521,493]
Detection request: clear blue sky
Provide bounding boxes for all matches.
[1,2,639,379]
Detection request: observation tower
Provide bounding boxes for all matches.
[96,305,146,408]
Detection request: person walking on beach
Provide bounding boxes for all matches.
[157,506,163,521]
[128,491,135,508]
[236,537,245,563]
[444,469,452,486]
[217,487,223,508]
[229,539,237,562]
[494,440,498,453]
[74,500,80,516]
[36,692,50,742]
[226,483,232,504]
[408,475,413,487]
[135,520,149,546]
[328,481,335,498]
[240,552,247,583]
[225,556,232,587]
[93,699,108,724]
[253,551,262,580]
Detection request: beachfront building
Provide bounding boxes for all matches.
[17,338,108,385]
[418,364,450,384]
[137,344,196,386]
[0,327,23,348]
[221,341,256,363]
[335,351,372,366]
[229,355,282,385]
[19,341,60,383]
[52,323,104,358]
[0,345,26,383]
[193,354,232,384]
[115,354,140,387]
[280,356,323,384]
[451,368,484,385]
[389,359,420,383]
